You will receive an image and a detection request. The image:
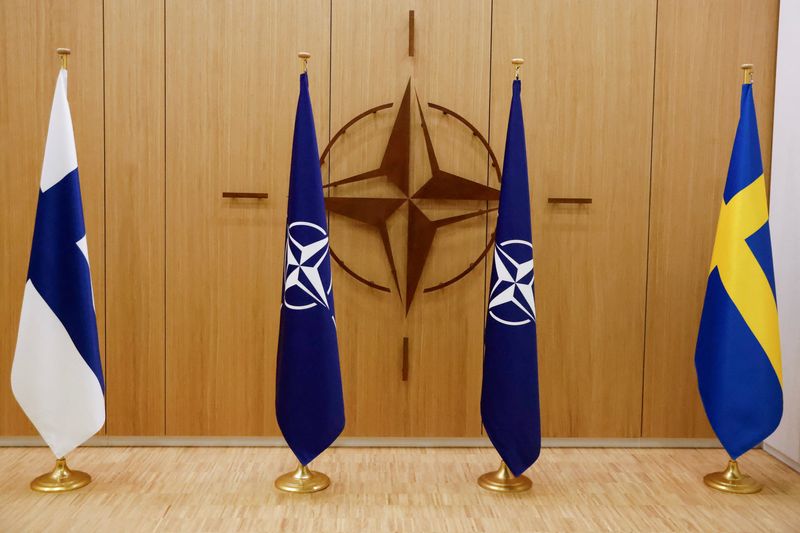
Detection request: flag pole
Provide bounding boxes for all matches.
[57,47,70,70]
[478,57,533,494]
[701,63,762,496]
[298,51,310,73]
[274,51,334,495]
[741,63,753,85]
[512,57,524,80]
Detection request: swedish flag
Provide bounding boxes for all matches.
[695,81,782,460]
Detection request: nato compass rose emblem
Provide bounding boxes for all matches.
[320,80,502,313]
[488,240,536,326]
[282,221,333,313]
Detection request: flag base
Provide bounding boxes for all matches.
[478,461,531,493]
[274,462,331,493]
[30,458,91,493]
[703,459,762,494]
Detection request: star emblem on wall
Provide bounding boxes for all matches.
[321,81,502,313]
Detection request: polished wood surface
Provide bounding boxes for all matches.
[490,0,656,437]
[0,0,106,436]
[642,0,780,438]
[328,0,414,436]
[1,447,798,531]
[406,0,492,437]
[329,0,492,437]
[104,0,166,436]
[0,1,782,439]
[165,0,330,435]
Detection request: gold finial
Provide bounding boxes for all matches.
[57,48,71,70]
[741,63,754,84]
[298,52,311,73]
[512,57,524,80]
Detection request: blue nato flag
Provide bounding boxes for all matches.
[481,79,541,477]
[695,82,782,460]
[275,72,345,466]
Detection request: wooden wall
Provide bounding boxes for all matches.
[0,0,780,439]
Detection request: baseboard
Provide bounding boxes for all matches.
[763,443,800,473]
[0,435,722,448]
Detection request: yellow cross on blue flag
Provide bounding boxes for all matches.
[695,81,782,460]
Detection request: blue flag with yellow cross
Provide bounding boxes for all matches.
[695,82,782,460]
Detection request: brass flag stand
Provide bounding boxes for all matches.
[703,459,762,494]
[477,57,534,496]
[478,461,532,493]
[701,64,762,497]
[30,457,92,493]
[275,462,331,494]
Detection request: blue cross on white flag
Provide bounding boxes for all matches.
[11,68,105,459]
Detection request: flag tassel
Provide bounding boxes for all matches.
[30,457,92,493]
[477,460,532,493]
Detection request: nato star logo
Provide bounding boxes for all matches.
[321,80,502,313]
[488,240,536,326]
[283,221,333,311]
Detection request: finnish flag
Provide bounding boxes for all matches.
[11,68,105,458]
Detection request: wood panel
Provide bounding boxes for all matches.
[642,0,780,438]
[0,0,783,440]
[3,447,800,532]
[328,0,414,436]
[165,0,330,435]
[490,0,657,437]
[0,0,105,435]
[406,0,492,436]
[329,0,492,436]
[104,0,166,435]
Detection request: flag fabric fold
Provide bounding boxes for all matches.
[695,82,783,460]
[481,79,541,477]
[11,68,105,459]
[275,72,345,466]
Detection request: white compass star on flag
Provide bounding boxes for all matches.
[283,221,333,311]
[488,239,536,326]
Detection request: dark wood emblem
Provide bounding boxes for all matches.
[321,80,501,313]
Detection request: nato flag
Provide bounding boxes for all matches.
[481,79,541,477]
[276,72,345,466]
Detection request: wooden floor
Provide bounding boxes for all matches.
[1,447,798,532]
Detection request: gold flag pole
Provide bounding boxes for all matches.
[741,63,754,84]
[57,47,70,70]
[701,63,761,496]
[298,51,310,73]
[512,57,524,80]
